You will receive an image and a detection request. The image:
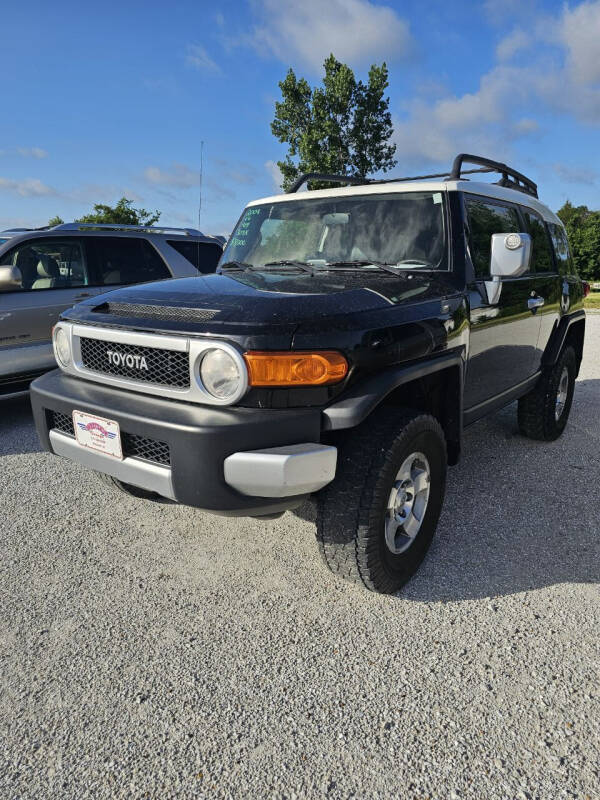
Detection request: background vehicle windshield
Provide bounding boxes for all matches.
[221,191,447,270]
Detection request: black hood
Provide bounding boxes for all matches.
[65,270,455,335]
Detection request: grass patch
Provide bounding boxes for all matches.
[584,293,600,308]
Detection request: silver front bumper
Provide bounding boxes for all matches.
[50,430,336,501]
[224,443,337,497]
[49,430,175,499]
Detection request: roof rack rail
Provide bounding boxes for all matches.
[52,223,204,236]
[286,154,538,198]
[287,173,368,193]
[448,153,538,198]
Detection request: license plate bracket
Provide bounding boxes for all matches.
[72,410,123,460]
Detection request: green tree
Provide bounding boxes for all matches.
[48,215,64,227]
[271,54,397,191]
[76,197,160,226]
[557,201,600,281]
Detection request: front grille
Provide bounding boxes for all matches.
[79,337,189,388]
[48,411,171,466]
[121,433,170,466]
[93,301,219,323]
[51,410,73,435]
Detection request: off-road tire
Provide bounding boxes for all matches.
[518,346,577,441]
[316,409,447,594]
[96,471,164,501]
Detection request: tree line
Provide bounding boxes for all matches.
[556,202,600,281]
[45,55,600,281]
[48,197,160,229]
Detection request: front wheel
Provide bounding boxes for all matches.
[316,410,447,594]
[518,346,577,441]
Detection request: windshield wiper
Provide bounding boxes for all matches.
[325,260,406,277]
[221,259,316,275]
[395,259,434,269]
[219,260,256,272]
[263,260,315,274]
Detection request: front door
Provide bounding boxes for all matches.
[0,237,104,379]
[463,196,542,411]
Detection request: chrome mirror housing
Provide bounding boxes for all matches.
[485,232,532,304]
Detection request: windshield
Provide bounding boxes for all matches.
[220,191,447,271]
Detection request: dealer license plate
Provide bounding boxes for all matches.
[72,410,123,460]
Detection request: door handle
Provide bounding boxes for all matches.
[75,292,91,299]
[528,296,544,310]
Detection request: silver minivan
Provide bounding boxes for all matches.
[0,223,224,397]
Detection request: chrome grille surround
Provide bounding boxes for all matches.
[80,337,190,387]
[53,321,248,406]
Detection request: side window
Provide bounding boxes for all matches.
[90,237,170,285]
[465,198,521,278]
[522,209,554,272]
[166,240,223,274]
[548,223,575,276]
[0,239,88,291]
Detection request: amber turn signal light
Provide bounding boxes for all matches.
[244,351,348,387]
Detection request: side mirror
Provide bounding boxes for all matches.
[485,233,531,304]
[0,265,23,292]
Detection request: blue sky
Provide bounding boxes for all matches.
[2,0,600,235]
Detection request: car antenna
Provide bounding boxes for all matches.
[198,140,204,273]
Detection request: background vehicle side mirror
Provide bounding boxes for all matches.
[0,265,23,292]
[485,233,532,304]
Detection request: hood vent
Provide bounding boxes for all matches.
[92,301,219,323]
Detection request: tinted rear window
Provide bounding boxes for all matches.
[167,240,222,274]
[548,223,575,275]
[90,237,171,285]
[522,209,554,273]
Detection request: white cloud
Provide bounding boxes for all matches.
[0,146,48,159]
[496,28,530,61]
[16,147,48,159]
[511,117,540,136]
[186,44,220,73]
[250,0,412,70]
[561,1,600,85]
[393,1,600,168]
[265,160,283,192]
[393,65,534,164]
[144,163,198,188]
[0,177,56,197]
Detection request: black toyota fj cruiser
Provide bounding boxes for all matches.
[31,154,586,594]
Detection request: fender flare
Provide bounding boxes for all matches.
[322,350,465,432]
[541,310,585,368]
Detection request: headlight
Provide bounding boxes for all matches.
[200,348,242,399]
[53,326,71,367]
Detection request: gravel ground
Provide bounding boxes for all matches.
[1,321,599,800]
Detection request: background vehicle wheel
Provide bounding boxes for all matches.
[316,410,447,594]
[96,471,166,501]
[518,346,577,441]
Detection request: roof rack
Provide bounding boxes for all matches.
[287,173,368,193]
[286,153,538,198]
[448,154,538,198]
[52,223,204,236]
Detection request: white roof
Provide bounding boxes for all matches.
[247,179,561,226]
